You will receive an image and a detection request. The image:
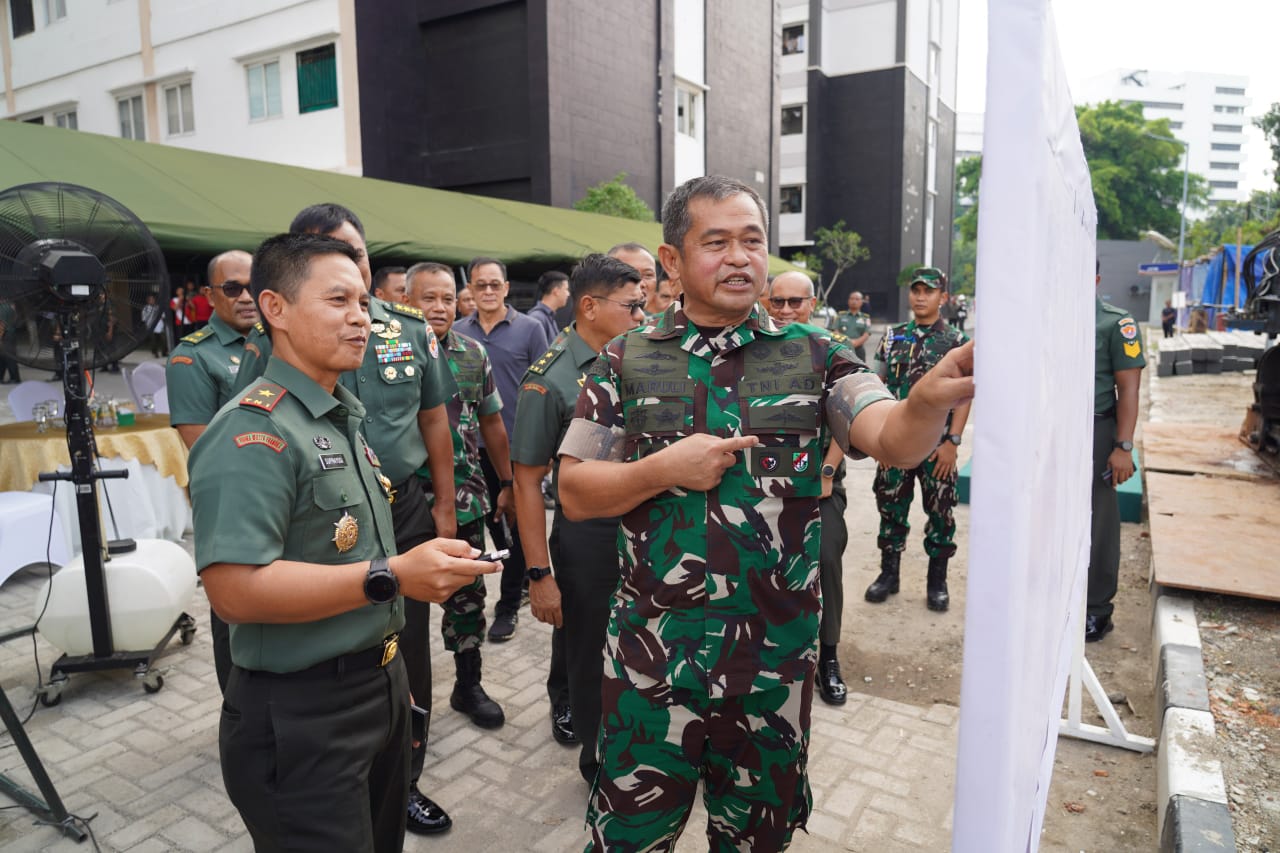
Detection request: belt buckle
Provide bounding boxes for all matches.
[380,634,399,667]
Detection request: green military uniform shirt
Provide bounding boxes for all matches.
[560,305,894,698]
[833,309,871,359]
[166,313,247,425]
[422,330,502,526]
[510,324,598,502]
[1095,298,1146,413]
[874,318,969,400]
[189,357,403,673]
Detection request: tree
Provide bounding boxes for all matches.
[1256,103,1280,191]
[954,155,982,244]
[573,172,654,221]
[811,220,870,303]
[1185,189,1280,257]
[1076,101,1209,239]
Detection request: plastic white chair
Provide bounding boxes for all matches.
[6,380,62,422]
[0,492,71,586]
[128,362,167,410]
[153,386,170,414]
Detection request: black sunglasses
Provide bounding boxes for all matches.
[217,281,251,298]
[768,296,811,309]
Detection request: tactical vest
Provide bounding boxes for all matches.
[617,330,827,499]
[451,339,485,405]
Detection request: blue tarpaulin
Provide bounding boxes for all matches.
[1199,244,1268,311]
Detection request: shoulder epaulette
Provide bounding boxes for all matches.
[388,302,425,321]
[238,381,287,413]
[828,330,850,344]
[253,321,266,334]
[180,327,213,345]
[527,339,567,375]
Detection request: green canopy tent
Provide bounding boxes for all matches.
[0,121,805,287]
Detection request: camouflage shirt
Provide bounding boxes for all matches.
[874,317,969,400]
[421,329,502,526]
[560,304,893,698]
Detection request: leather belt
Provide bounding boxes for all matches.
[246,633,399,679]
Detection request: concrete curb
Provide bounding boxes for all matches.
[1152,592,1237,852]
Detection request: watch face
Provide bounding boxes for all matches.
[821,464,836,478]
[367,573,397,603]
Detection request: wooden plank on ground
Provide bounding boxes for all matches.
[1142,422,1276,482]
[1148,471,1280,601]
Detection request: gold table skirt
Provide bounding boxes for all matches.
[0,415,189,491]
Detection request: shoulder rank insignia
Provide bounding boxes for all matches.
[389,302,425,320]
[180,327,211,345]
[238,381,287,412]
[828,330,850,344]
[253,321,266,334]
[528,342,565,376]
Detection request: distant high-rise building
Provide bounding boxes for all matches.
[778,0,959,321]
[1075,69,1251,206]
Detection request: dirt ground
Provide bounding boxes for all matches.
[835,344,1277,851]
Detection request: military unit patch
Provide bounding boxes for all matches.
[1123,341,1141,358]
[1118,319,1138,340]
[233,432,287,452]
[427,333,439,359]
[169,355,194,365]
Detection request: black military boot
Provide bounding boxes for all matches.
[864,550,900,603]
[450,649,505,729]
[926,555,950,612]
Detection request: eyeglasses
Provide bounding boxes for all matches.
[470,281,505,292]
[594,295,646,314]
[768,296,812,309]
[218,281,251,298]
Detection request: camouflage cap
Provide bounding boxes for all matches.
[909,266,946,289]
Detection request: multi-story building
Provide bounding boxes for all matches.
[1,0,362,174]
[777,0,959,321]
[1074,69,1251,206]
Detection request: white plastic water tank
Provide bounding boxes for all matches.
[36,539,197,656]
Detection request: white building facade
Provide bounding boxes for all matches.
[2,0,363,174]
[1075,69,1251,206]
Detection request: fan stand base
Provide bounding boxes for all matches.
[37,613,197,707]
[106,538,136,556]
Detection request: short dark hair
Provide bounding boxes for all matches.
[289,203,366,239]
[570,253,642,304]
[467,256,506,281]
[537,270,569,299]
[252,233,361,337]
[372,266,406,294]
[1096,259,1101,275]
[661,175,768,250]
[607,242,651,257]
[404,261,454,298]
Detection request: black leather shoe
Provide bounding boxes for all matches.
[1084,614,1113,643]
[405,787,452,835]
[818,659,848,705]
[551,703,578,745]
[488,611,517,642]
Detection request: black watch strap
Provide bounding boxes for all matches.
[527,565,553,581]
[499,479,514,488]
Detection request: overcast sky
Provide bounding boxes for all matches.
[956,0,1278,193]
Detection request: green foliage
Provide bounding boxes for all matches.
[948,238,977,296]
[954,156,982,244]
[1185,189,1280,257]
[1076,101,1209,239]
[812,219,870,302]
[573,172,654,221]
[787,249,819,272]
[1256,103,1280,191]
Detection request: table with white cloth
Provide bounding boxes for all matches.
[0,415,190,554]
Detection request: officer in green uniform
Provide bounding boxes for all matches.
[189,232,495,853]
[232,204,459,835]
[832,290,872,360]
[558,176,975,852]
[866,266,971,612]
[406,261,511,729]
[167,249,256,692]
[511,254,643,783]
[1088,263,1145,641]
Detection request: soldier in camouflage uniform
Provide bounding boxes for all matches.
[832,290,872,360]
[866,266,971,613]
[406,262,513,724]
[557,176,976,852]
[1087,262,1145,642]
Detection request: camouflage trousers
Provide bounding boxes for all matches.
[873,455,958,558]
[586,664,813,852]
[440,518,487,654]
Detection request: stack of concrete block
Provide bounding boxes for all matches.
[1206,331,1245,371]
[1182,333,1224,374]
[1227,329,1266,369]
[1156,337,1193,377]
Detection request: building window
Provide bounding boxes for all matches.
[117,94,145,140]
[1209,162,1237,170]
[10,0,34,37]
[781,105,804,135]
[1215,86,1245,96]
[1140,100,1182,110]
[1167,121,1183,130]
[782,24,805,56]
[1212,124,1243,133]
[54,110,77,129]
[164,82,195,135]
[780,185,803,214]
[23,116,44,125]
[1211,142,1242,152]
[676,84,700,138]
[1209,180,1238,189]
[297,44,338,113]
[42,0,65,24]
[247,60,283,120]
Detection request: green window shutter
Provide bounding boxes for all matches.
[297,44,338,114]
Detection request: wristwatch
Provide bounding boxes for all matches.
[1113,440,1134,452]
[364,557,399,605]
[499,478,514,488]
[945,434,962,446]
[527,565,553,581]
[820,463,836,478]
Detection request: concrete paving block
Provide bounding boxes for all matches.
[1157,643,1211,718]
[1153,595,1201,654]
[1160,794,1237,853]
[1157,707,1226,835]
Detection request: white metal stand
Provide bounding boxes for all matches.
[1059,608,1155,752]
